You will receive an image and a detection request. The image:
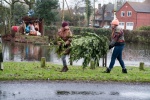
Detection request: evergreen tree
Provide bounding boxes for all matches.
[85,0,92,27]
[34,0,59,25]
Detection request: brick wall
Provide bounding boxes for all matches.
[116,2,150,30]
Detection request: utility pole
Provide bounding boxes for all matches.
[93,0,95,26]
[62,0,64,22]
[114,0,117,19]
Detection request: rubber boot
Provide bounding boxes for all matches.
[62,66,68,72]
[103,68,110,73]
[122,68,127,73]
[60,66,65,72]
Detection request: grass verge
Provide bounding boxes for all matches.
[0,62,150,83]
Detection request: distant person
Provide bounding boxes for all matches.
[57,21,72,72]
[34,21,41,36]
[34,21,39,31]
[29,22,37,35]
[25,23,30,35]
[104,19,127,73]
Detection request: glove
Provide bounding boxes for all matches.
[109,45,114,50]
[64,44,69,48]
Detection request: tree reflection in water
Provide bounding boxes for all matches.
[2,41,150,67]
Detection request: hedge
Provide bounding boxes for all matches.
[45,26,150,43]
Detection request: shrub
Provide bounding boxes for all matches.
[138,26,150,31]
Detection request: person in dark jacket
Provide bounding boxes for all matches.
[104,19,127,73]
[57,21,72,72]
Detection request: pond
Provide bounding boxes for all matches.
[2,41,150,67]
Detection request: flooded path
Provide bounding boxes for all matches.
[0,81,150,100]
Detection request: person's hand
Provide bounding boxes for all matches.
[65,41,70,45]
[57,41,62,46]
[64,41,70,48]
[109,45,113,50]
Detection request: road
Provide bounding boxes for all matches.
[0,81,150,100]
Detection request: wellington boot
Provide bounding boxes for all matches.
[122,68,127,73]
[60,67,65,72]
[62,66,68,72]
[103,68,110,73]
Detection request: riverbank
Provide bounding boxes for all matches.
[0,62,150,83]
[2,34,49,45]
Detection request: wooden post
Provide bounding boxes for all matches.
[102,54,107,67]
[90,60,95,69]
[139,62,144,70]
[69,54,73,65]
[0,62,3,71]
[0,39,3,71]
[41,57,46,68]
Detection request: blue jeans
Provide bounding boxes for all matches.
[61,55,67,67]
[109,44,126,70]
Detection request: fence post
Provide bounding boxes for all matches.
[0,35,3,71]
[139,62,144,70]
[41,57,46,68]
[102,54,107,67]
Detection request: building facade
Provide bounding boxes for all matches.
[116,2,150,30]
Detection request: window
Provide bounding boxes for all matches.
[119,22,125,29]
[121,11,125,17]
[127,11,132,17]
[126,22,134,30]
[126,22,133,26]
[119,22,125,26]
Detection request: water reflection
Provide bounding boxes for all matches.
[2,41,150,67]
[56,90,105,95]
[3,42,50,61]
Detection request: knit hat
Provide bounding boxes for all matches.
[62,22,68,27]
[111,18,119,26]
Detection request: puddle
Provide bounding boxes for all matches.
[56,90,105,95]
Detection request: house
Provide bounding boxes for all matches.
[94,3,114,28]
[94,3,121,28]
[116,1,150,30]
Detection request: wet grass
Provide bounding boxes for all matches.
[0,62,150,83]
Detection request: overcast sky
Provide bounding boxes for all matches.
[59,0,145,9]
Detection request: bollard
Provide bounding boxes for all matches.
[41,57,46,68]
[139,62,144,70]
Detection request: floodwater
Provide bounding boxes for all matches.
[2,41,150,67]
[0,81,150,100]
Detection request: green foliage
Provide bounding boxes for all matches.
[14,3,28,25]
[85,0,92,26]
[45,26,57,31]
[70,27,111,37]
[34,0,59,25]
[55,38,66,58]
[124,30,150,43]
[138,26,150,31]
[70,32,109,69]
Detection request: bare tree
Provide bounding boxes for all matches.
[102,4,106,27]
[3,0,21,24]
[70,0,84,26]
